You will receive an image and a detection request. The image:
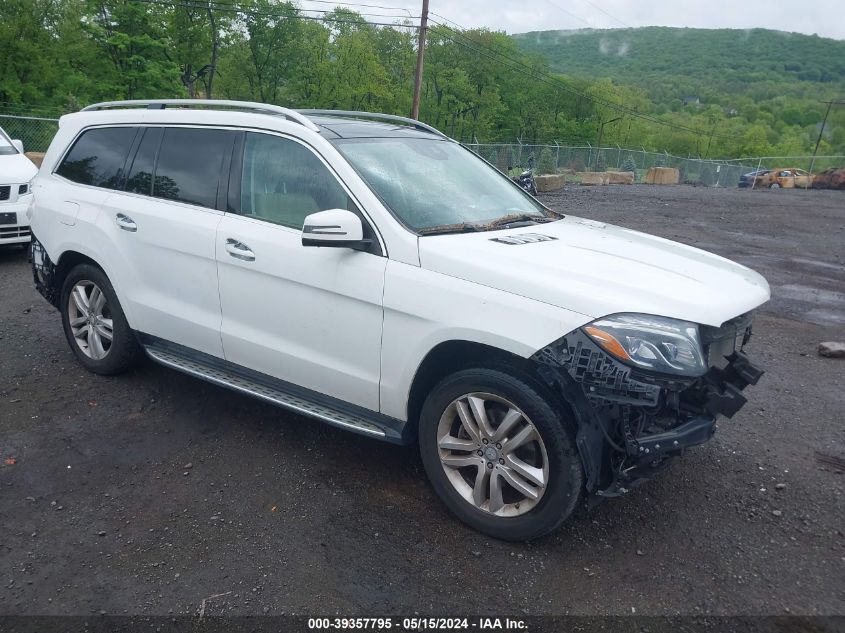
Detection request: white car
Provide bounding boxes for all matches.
[29,100,770,540]
[0,126,37,247]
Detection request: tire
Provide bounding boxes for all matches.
[60,263,141,375]
[770,183,780,189]
[419,366,583,540]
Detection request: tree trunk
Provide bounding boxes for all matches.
[181,63,196,98]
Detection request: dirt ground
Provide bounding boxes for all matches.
[0,185,843,617]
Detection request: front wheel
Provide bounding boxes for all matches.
[419,366,583,540]
[60,263,141,375]
[770,183,780,189]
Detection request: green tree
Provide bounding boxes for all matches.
[536,147,556,174]
[84,0,179,99]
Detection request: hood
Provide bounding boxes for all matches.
[0,153,38,184]
[417,216,770,327]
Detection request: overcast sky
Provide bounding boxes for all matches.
[299,0,844,41]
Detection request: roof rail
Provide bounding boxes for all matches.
[80,99,321,132]
[298,109,449,139]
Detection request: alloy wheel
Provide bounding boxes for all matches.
[436,392,549,517]
[67,280,113,360]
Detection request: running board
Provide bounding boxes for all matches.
[142,338,408,444]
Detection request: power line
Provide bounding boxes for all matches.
[427,18,735,140]
[298,0,413,15]
[540,0,592,27]
[577,0,631,28]
[132,0,420,27]
[131,0,729,141]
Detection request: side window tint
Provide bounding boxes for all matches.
[125,127,163,196]
[154,127,233,209]
[240,132,353,229]
[56,127,136,188]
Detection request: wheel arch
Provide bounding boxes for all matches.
[38,246,133,324]
[405,339,571,436]
[51,250,104,305]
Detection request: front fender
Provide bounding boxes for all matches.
[378,260,591,420]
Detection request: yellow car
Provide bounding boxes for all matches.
[759,168,815,189]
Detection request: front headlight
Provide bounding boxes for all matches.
[583,313,707,377]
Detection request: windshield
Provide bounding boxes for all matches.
[0,128,17,156]
[332,137,550,232]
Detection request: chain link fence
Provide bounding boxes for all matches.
[0,114,59,154]
[0,112,842,187]
[467,142,845,188]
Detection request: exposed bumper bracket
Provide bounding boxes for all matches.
[633,415,716,460]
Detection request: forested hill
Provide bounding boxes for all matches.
[512,27,845,103]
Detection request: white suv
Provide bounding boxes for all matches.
[0,125,38,247]
[29,100,770,540]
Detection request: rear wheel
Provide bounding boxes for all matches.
[419,366,583,540]
[770,183,780,189]
[60,263,141,375]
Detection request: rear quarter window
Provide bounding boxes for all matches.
[56,127,137,188]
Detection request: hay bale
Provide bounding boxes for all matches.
[605,170,634,185]
[578,172,609,185]
[645,167,680,184]
[25,152,45,168]
[535,174,566,192]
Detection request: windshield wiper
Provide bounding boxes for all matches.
[418,222,485,236]
[419,213,557,236]
[486,213,554,228]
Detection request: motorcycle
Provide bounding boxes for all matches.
[510,153,538,196]
[512,169,538,196]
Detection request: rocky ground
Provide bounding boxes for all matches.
[0,185,843,617]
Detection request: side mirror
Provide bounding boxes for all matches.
[302,209,370,250]
[12,139,23,153]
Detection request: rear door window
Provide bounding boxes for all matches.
[153,127,234,209]
[56,127,137,189]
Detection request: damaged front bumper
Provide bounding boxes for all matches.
[532,315,764,499]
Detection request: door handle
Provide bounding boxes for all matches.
[115,213,137,232]
[225,238,255,262]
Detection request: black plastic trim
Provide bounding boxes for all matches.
[138,333,411,445]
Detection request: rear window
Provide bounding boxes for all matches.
[153,127,234,209]
[56,127,136,188]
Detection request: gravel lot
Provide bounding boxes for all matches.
[1,185,843,617]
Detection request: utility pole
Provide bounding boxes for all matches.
[410,0,429,120]
[810,100,844,174]
[594,116,621,169]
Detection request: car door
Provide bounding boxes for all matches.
[794,169,811,188]
[777,170,795,188]
[216,131,386,411]
[100,126,235,358]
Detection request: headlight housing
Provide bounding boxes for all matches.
[583,313,707,377]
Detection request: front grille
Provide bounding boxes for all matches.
[0,186,9,201]
[0,225,30,239]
